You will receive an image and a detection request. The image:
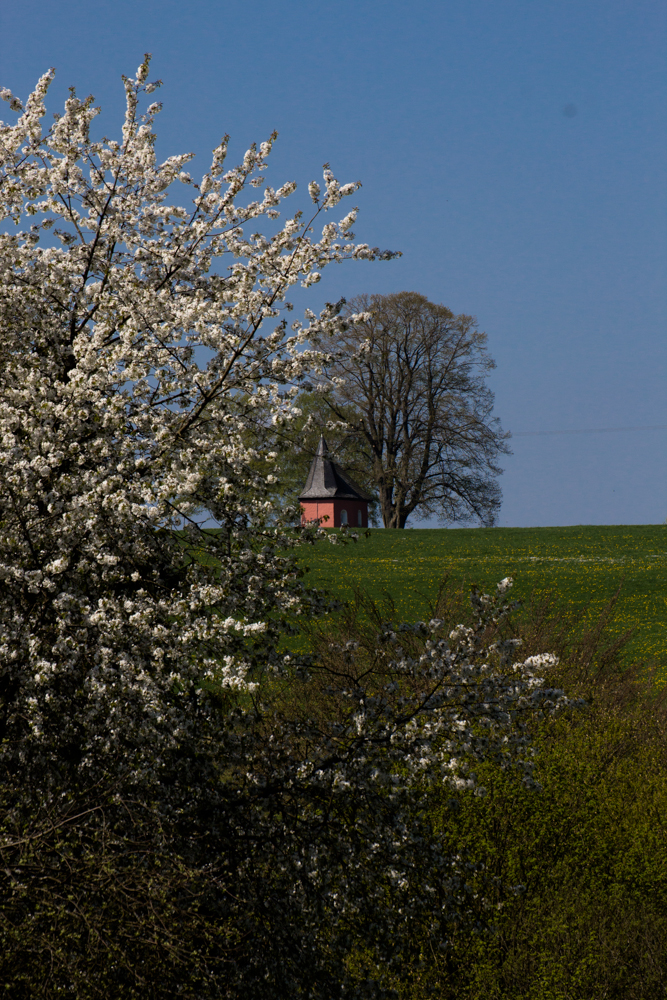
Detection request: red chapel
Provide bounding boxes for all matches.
[299,436,372,528]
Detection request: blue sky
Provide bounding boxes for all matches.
[2,0,665,526]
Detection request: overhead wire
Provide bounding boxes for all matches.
[512,424,667,437]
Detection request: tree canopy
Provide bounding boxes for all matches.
[313,292,510,528]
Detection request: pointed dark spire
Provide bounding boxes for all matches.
[299,435,373,501]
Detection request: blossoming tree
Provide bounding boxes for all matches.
[0,60,570,997]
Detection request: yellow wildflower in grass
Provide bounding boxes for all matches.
[297,524,667,682]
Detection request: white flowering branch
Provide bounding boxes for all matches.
[0,59,572,995]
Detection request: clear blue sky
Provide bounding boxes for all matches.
[2,0,665,526]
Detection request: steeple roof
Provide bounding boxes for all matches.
[298,436,374,501]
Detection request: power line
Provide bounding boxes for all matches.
[512,424,667,437]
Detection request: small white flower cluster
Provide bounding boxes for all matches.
[247,575,574,974]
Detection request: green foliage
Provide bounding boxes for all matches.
[315,583,667,999]
[392,689,667,999]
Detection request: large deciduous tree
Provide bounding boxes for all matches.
[0,61,566,997]
[318,292,510,528]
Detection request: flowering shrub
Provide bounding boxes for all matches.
[0,55,383,785]
[0,59,572,997]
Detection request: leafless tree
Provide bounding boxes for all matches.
[321,292,510,528]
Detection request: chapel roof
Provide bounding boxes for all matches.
[298,436,374,502]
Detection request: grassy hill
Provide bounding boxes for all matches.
[296,524,667,678]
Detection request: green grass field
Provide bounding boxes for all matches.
[296,524,667,678]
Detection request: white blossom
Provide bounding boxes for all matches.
[0,59,572,992]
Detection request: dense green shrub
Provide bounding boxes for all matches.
[373,592,667,999]
[409,710,667,999]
